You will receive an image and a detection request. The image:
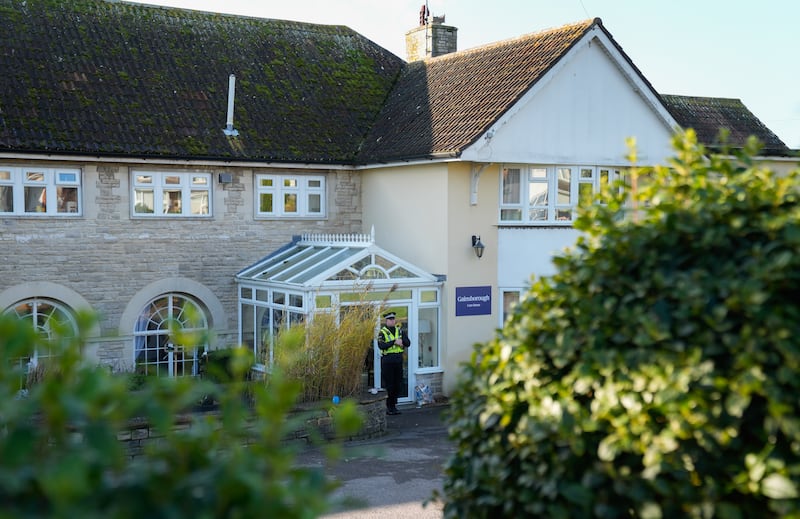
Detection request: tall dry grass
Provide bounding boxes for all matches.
[274,303,380,403]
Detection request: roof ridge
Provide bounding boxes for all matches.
[423,18,597,63]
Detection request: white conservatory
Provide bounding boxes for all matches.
[236,230,444,403]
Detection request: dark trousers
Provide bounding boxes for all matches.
[381,357,403,410]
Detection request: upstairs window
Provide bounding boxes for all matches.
[0,166,82,216]
[500,165,624,224]
[255,174,325,217]
[132,170,211,217]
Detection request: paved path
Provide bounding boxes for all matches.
[296,404,454,518]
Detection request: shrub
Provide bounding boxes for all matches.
[442,132,800,518]
[274,301,379,402]
[0,310,361,518]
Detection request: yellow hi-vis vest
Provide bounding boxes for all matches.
[380,326,404,355]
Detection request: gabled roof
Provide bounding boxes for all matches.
[0,0,404,163]
[356,19,600,163]
[236,231,441,290]
[660,95,789,155]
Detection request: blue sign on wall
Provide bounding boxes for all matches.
[456,285,492,316]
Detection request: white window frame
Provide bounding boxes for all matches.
[131,170,212,217]
[499,164,624,225]
[0,166,82,216]
[255,173,326,218]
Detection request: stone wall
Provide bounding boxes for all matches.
[0,160,362,369]
[117,392,388,459]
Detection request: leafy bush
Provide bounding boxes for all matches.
[442,132,800,518]
[0,310,361,518]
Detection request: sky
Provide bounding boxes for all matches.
[130,0,800,150]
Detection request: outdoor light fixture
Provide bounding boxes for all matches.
[471,235,485,259]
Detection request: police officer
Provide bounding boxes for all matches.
[377,311,410,415]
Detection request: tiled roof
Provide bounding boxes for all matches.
[356,19,598,163]
[661,95,789,155]
[0,3,789,165]
[0,0,404,163]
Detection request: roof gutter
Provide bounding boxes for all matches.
[0,151,357,170]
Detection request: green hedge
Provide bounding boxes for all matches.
[442,133,800,518]
[0,313,361,518]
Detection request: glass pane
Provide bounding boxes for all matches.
[580,168,593,179]
[529,182,547,205]
[283,178,298,188]
[26,172,45,182]
[556,208,572,221]
[600,169,610,189]
[283,193,297,213]
[134,189,155,213]
[315,294,332,308]
[260,177,273,187]
[529,208,547,221]
[240,303,255,351]
[163,191,182,214]
[308,193,321,213]
[256,289,269,302]
[57,172,78,183]
[502,291,520,322]
[421,290,437,303]
[259,193,273,212]
[578,183,593,207]
[57,186,79,213]
[136,175,153,184]
[289,294,303,308]
[190,190,209,215]
[0,170,11,180]
[389,266,415,279]
[272,292,285,305]
[241,287,253,299]
[418,307,438,368]
[502,168,520,204]
[362,267,387,279]
[308,179,321,188]
[192,176,208,185]
[164,176,180,185]
[557,168,571,204]
[500,208,522,221]
[529,167,547,180]
[25,186,46,212]
[0,185,13,212]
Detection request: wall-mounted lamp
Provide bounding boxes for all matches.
[471,235,485,259]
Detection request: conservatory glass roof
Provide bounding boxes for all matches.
[236,230,441,289]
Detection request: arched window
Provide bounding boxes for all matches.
[3,298,77,391]
[133,294,208,377]
[4,298,77,367]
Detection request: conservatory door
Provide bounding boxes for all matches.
[374,304,415,404]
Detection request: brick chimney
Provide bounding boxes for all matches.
[405,4,457,61]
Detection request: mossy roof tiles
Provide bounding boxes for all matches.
[0,0,404,163]
[0,3,789,165]
[661,95,788,155]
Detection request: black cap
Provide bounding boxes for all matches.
[383,312,396,319]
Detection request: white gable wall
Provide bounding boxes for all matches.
[463,32,677,166]
[463,29,683,317]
